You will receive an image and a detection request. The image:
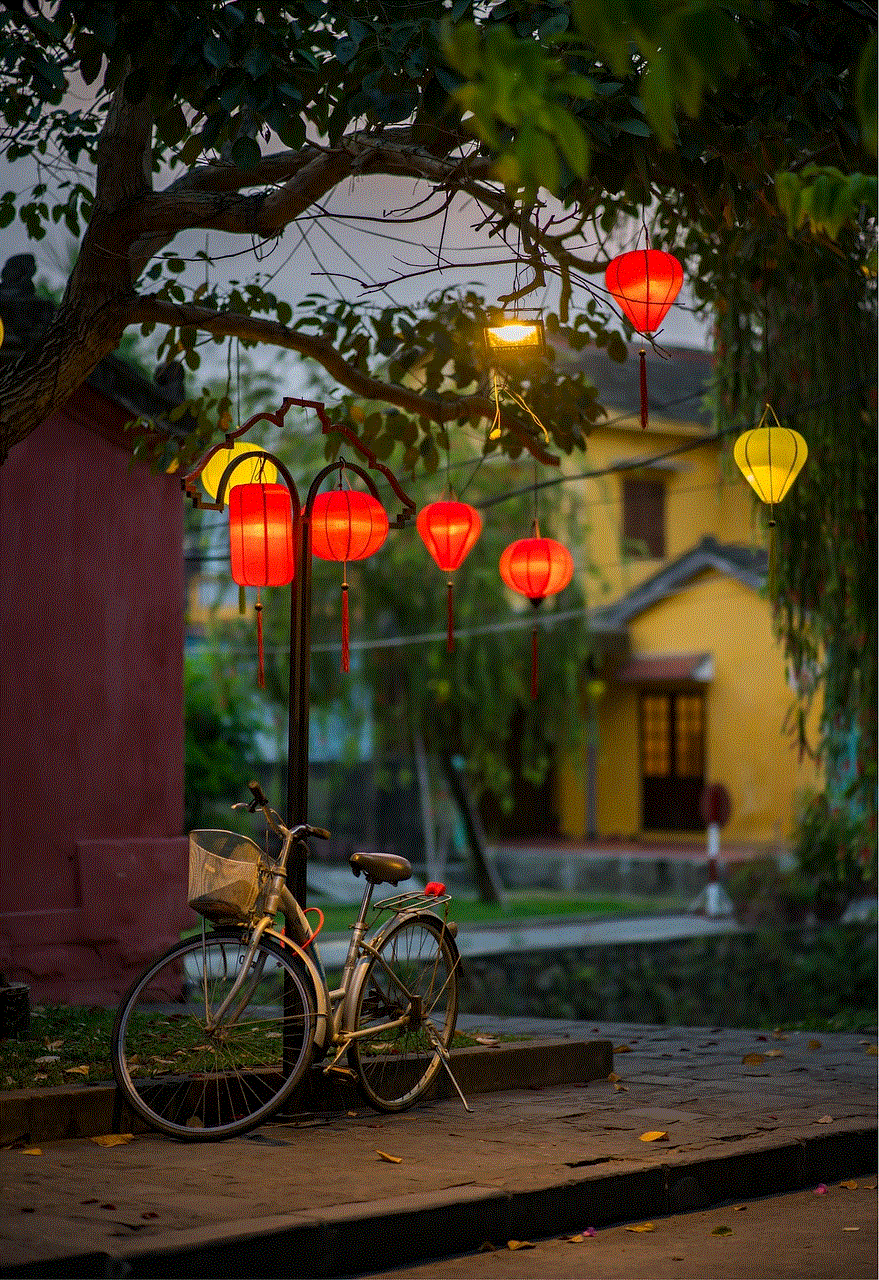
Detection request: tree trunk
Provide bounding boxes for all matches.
[439,751,504,904]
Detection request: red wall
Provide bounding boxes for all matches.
[0,394,189,1003]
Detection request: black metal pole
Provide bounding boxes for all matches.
[287,509,312,909]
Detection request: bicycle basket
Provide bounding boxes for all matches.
[188,830,264,924]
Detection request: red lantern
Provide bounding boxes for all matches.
[310,488,389,672]
[311,489,389,562]
[228,483,296,686]
[499,527,574,698]
[417,500,483,652]
[605,248,684,430]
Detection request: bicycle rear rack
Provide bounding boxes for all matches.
[373,889,452,916]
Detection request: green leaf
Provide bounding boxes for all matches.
[230,135,261,170]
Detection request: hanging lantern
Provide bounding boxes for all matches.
[201,440,278,500]
[417,500,483,652]
[499,524,574,699]
[734,404,808,598]
[311,488,389,672]
[228,483,296,686]
[483,316,545,356]
[605,247,684,431]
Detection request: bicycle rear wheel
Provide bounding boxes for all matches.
[112,931,316,1140]
[348,915,459,1112]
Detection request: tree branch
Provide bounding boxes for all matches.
[130,294,560,464]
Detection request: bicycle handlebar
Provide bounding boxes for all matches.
[242,781,331,842]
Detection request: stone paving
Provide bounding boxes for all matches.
[1,1018,875,1277]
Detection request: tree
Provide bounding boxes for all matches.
[2,0,875,862]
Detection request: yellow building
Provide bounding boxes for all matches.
[555,345,821,849]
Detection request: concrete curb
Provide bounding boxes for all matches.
[0,1036,614,1145]
[3,1124,875,1278]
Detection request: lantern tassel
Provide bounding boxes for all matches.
[639,347,648,430]
[531,624,539,700]
[768,514,777,604]
[341,567,350,674]
[255,592,265,689]
[446,578,455,653]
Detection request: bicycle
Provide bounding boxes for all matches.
[112,781,470,1141]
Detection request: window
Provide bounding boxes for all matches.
[621,477,665,559]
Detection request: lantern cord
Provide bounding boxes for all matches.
[341,566,350,674]
[768,511,777,605]
[531,624,539,700]
[489,372,502,440]
[639,347,649,430]
[255,592,265,688]
[446,578,455,653]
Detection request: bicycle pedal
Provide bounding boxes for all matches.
[323,1065,357,1081]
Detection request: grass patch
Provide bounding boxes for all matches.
[1,1006,529,1093]
[318,890,689,936]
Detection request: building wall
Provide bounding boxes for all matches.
[557,570,822,845]
[0,404,189,1003]
[567,416,758,608]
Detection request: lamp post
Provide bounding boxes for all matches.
[183,397,415,906]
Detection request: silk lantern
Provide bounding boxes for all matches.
[201,440,278,500]
[417,500,483,652]
[734,404,808,597]
[311,488,389,672]
[228,482,296,686]
[499,524,574,698]
[605,248,684,430]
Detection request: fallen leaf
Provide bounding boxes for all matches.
[34,1073,48,1081]
[34,1055,59,1064]
[864,1183,876,1190]
[809,1039,822,1049]
[765,1049,784,1058]
[583,1226,597,1237]
[813,1185,828,1195]
[733,1204,748,1212]
[614,1044,632,1052]
[65,1065,90,1075]
[20,1148,42,1156]
[91,1134,133,1148]
[607,1072,621,1082]
[712,1225,734,1236]
[567,1234,584,1243]
[507,1240,535,1250]
[474,1035,500,1046]
[626,1222,655,1232]
[639,1130,668,1142]
[376,1150,402,1163]
[742,1052,766,1065]
[816,1116,834,1124]
[838,1180,859,1190]
[843,1227,861,1232]
[347,1111,358,1117]
[865,1045,877,1056]
[614,1083,629,1092]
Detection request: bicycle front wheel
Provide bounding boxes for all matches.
[112,931,316,1140]
[348,915,459,1112]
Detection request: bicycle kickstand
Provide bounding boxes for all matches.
[426,1023,473,1113]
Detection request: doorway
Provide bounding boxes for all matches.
[639,690,705,831]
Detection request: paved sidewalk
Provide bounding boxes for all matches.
[1,1019,876,1278]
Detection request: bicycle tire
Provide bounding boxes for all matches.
[112,930,316,1141]
[347,914,459,1112]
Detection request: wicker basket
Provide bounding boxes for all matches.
[188,830,264,924]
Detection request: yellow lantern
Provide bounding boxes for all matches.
[201,440,278,501]
[733,405,808,522]
[484,319,545,353]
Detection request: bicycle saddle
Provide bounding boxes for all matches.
[349,852,412,885]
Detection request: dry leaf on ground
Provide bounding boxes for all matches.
[507,1240,535,1250]
[712,1225,734,1236]
[375,1150,402,1163]
[843,1227,861,1231]
[838,1180,859,1190]
[20,1148,42,1156]
[64,1065,90,1075]
[626,1222,655,1232]
[608,1072,620,1081]
[614,1044,632,1052]
[816,1115,834,1124]
[639,1130,668,1142]
[865,1045,877,1056]
[809,1039,822,1049]
[765,1049,784,1058]
[742,1052,766,1065]
[91,1134,133,1148]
